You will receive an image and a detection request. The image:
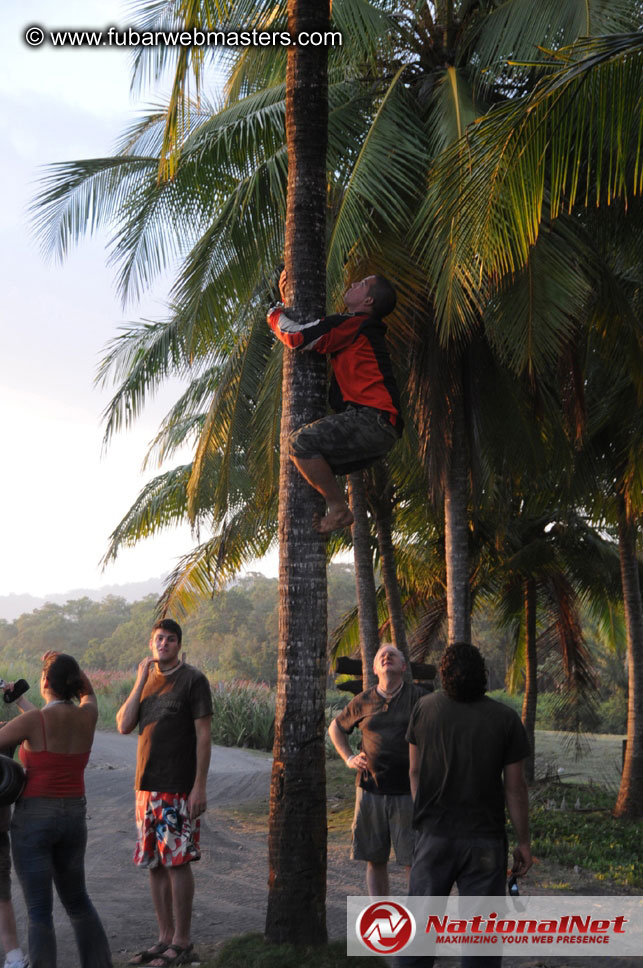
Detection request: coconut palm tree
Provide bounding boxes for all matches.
[35,2,639,633]
[488,506,621,780]
[262,0,331,943]
[348,472,381,686]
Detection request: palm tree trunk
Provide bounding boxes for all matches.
[349,472,379,688]
[613,507,643,818]
[265,0,330,943]
[368,463,410,666]
[444,384,471,643]
[375,510,410,663]
[521,578,537,783]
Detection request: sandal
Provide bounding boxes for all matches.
[148,944,194,966]
[128,942,170,965]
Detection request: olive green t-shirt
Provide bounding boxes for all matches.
[335,682,425,795]
[406,692,530,838]
[135,664,213,793]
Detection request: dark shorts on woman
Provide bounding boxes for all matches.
[0,805,11,901]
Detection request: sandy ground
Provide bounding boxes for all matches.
[6,733,640,967]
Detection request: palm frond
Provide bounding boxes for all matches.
[466,0,640,79]
[158,488,278,616]
[420,33,643,337]
[97,318,192,445]
[327,67,429,289]
[102,463,193,566]
[187,309,275,522]
[483,215,595,376]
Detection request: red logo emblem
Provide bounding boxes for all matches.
[357,901,416,954]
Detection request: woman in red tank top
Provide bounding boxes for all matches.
[0,652,112,968]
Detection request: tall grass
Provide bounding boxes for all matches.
[210,680,275,751]
[91,671,137,730]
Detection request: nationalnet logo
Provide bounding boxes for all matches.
[356,901,416,954]
[347,896,643,957]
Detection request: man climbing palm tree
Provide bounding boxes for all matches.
[267,270,403,533]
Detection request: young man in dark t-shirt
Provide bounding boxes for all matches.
[267,271,403,534]
[117,620,213,967]
[398,643,532,968]
[328,644,423,895]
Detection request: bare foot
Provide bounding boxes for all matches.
[313,507,354,534]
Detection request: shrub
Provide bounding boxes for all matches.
[526,781,643,888]
[487,690,522,715]
[210,680,275,751]
[488,690,627,735]
[596,694,627,734]
[91,672,136,730]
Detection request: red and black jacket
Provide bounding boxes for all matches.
[267,307,403,432]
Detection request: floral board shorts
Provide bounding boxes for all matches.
[133,791,200,868]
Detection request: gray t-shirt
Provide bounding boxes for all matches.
[407,692,530,838]
[135,664,213,793]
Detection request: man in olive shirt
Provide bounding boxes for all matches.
[328,644,424,895]
[398,642,532,968]
[117,619,213,967]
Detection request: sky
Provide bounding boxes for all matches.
[1,0,277,598]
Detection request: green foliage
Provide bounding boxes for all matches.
[210,933,375,968]
[528,782,643,887]
[595,694,627,734]
[0,566,357,684]
[488,689,627,734]
[210,680,275,751]
[487,689,523,715]
[92,674,137,731]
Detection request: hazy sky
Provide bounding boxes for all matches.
[1,1,267,597]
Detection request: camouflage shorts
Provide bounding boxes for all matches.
[289,406,399,475]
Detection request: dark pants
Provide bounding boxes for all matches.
[394,831,507,968]
[11,797,112,968]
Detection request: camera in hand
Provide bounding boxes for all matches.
[0,678,30,704]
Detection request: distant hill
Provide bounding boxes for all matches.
[0,577,164,621]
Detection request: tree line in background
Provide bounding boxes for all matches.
[0,568,352,679]
[0,567,628,734]
[32,0,643,946]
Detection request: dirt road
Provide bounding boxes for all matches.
[9,733,277,966]
[7,733,637,967]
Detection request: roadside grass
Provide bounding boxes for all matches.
[206,933,377,967]
[528,780,643,889]
[221,735,641,892]
[533,730,624,789]
[115,935,379,968]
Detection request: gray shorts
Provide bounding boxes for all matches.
[289,406,398,475]
[350,786,415,866]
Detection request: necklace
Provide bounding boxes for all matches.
[159,662,182,676]
[376,682,404,701]
[44,699,73,707]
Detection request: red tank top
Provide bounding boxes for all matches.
[19,710,90,798]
